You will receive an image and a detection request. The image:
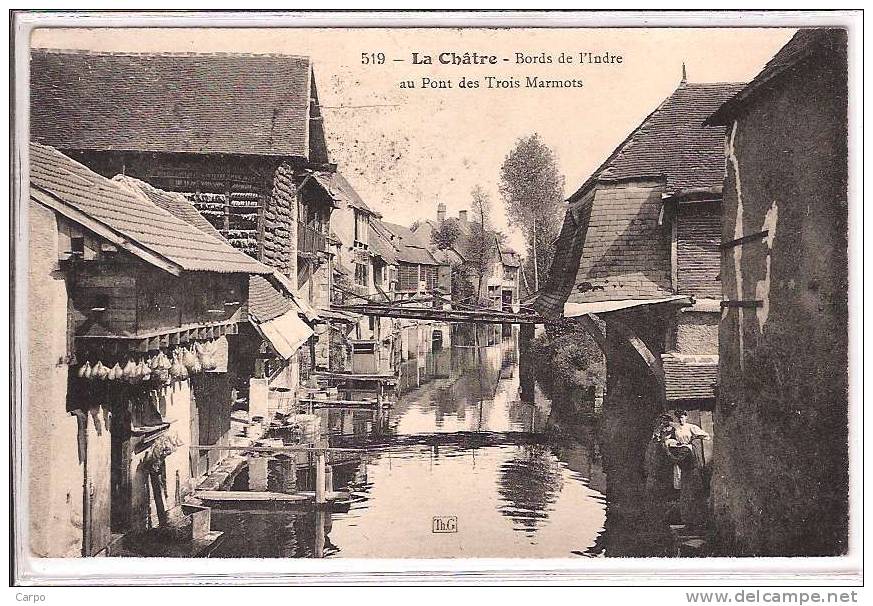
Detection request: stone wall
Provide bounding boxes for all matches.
[676,311,719,355]
[129,381,194,531]
[27,201,84,557]
[599,306,675,556]
[713,39,849,555]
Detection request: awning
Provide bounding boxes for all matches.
[563,295,691,318]
[310,173,342,207]
[269,271,320,322]
[663,353,719,401]
[317,307,362,323]
[253,309,314,360]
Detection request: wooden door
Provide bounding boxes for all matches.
[110,399,132,534]
[83,405,113,556]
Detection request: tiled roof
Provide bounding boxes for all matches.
[534,206,590,318]
[31,143,272,275]
[663,354,719,401]
[568,82,745,202]
[328,172,379,217]
[368,221,399,265]
[537,83,742,317]
[707,29,847,125]
[431,247,465,266]
[248,275,295,323]
[31,49,313,158]
[113,176,225,240]
[381,221,440,266]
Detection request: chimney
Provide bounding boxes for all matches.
[458,210,468,224]
[437,202,446,223]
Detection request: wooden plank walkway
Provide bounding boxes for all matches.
[109,530,225,558]
[194,490,351,511]
[313,371,397,383]
[331,303,546,324]
[195,490,345,503]
[298,397,387,408]
[191,444,364,454]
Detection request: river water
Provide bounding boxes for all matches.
[210,323,607,558]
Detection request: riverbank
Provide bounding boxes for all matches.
[522,319,606,420]
[206,323,609,558]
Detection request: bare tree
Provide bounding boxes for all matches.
[498,133,565,292]
[465,185,498,304]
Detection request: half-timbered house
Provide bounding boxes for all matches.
[30,48,337,383]
[28,143,276,557]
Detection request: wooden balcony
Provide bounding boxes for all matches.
[297,222,327,256]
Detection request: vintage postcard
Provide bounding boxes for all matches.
[9,10,861,586]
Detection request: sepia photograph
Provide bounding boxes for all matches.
[9,9,861,588]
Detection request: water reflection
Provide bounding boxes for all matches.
[210,323,608,558]
[497,445,565,535]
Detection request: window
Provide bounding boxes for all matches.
[423,265,439,291]
[398,264,419,291]
[354,262,369,287]
[353,210,369,248]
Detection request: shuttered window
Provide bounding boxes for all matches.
[677,203,721,298]
[398,264,419,291]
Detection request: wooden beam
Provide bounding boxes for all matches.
[298,398,386,408]
[189,444,363,453]
[32,187,183,276]
[606,317,666,392]
[720,230,769,250]
[576,313,607,355]
[331,303,545,325]
[720,300,764,309]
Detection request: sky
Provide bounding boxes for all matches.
[32,27,795,252]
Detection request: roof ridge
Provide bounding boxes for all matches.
[567,85,677,203]
[706,29,845,126]
[681,80,746,86]
[31,142,272,275]
[567,80,745,202]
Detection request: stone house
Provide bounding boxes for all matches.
[381,221,450,298]
[535,79,744,553]
[413,204,521,308]
[705,28,849,556]
[491,241,522,311]
[321,172,399,373]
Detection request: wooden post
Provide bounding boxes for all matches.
[314,510,326,558]
[283,457,298,493]
[315,451,326,504]
[325,463,334,494]
[519,322,535,346]
[249,456,269,492]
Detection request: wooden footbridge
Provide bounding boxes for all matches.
[331,294,547,325]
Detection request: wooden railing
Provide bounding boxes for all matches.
[297,222,327,254]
